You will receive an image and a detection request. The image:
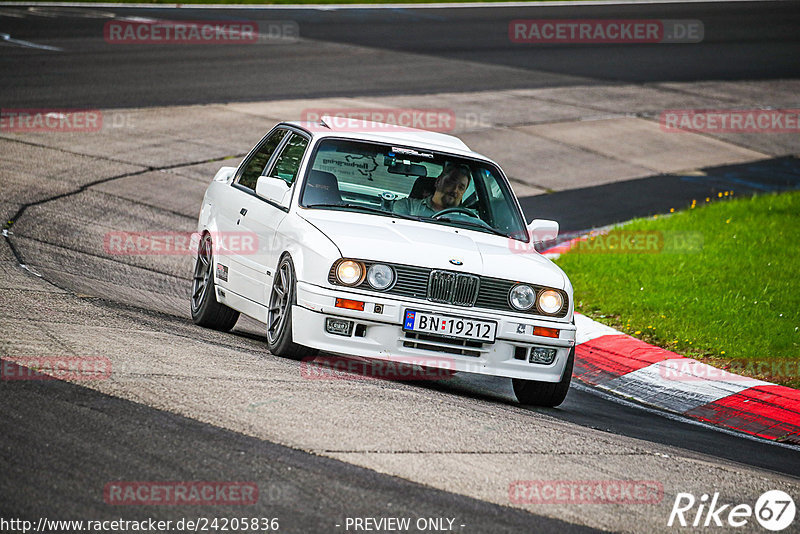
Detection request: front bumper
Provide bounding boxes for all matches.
[292,281,576,382]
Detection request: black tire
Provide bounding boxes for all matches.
[191,233,239,331]
[266,254,315,359]
[512,345,574,407]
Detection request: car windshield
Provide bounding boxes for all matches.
[299,138,529,241]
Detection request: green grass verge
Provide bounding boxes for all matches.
[556,190,800,388]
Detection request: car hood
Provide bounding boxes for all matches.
[298,209,567,290]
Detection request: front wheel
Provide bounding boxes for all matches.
[512,345,574,407]
[191,232,239,331]
[266,255,313,359]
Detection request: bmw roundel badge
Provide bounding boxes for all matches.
[449,259,463,266]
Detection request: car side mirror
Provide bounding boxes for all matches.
[213,166,236,184]
[255,176,292,209]
[527,219,559,244]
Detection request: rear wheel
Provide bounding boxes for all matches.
[266,255,313,359]
[512,345,574,407]
[191,233,239,331]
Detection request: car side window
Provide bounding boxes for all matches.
[237,129,287,190]
[267,133,309,185]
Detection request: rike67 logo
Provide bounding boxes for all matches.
[668,490,796,531]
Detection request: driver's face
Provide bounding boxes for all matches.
[436,173,469,208]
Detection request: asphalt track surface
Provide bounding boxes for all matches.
[0,1,798,108]
[2,2,800,532]
[522,156,800,232]
[1,364,599,534]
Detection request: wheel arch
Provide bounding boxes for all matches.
[272,213,341,288]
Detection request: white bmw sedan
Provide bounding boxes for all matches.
[192,117,576,406]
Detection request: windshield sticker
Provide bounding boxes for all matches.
[346,155,378,178]
[318,153,379,181]
[391,147,434,159]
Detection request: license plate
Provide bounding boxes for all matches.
[403,310,496,343]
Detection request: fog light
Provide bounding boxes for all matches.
[529,347,557,365]
[326,318,353,336]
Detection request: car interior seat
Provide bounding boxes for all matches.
[409,176,436,199]
[303,170,343,205]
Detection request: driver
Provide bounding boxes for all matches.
[393,163,471,217]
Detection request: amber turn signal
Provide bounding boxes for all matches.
[335,298,365,311]
[533,326,559,338]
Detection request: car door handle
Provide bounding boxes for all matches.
[240,208,248,216]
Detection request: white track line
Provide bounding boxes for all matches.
[0,32,62,51]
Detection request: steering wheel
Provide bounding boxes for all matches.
[431,207,478,219]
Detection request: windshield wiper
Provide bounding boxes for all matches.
[433,217,510,238]
[305,203,422,221]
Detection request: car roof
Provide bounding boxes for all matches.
[283,116,485,159]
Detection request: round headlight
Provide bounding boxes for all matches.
[537,289,564,315]
[509,284,536,311]
[367,264,394,290]
[336,260,363,286]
